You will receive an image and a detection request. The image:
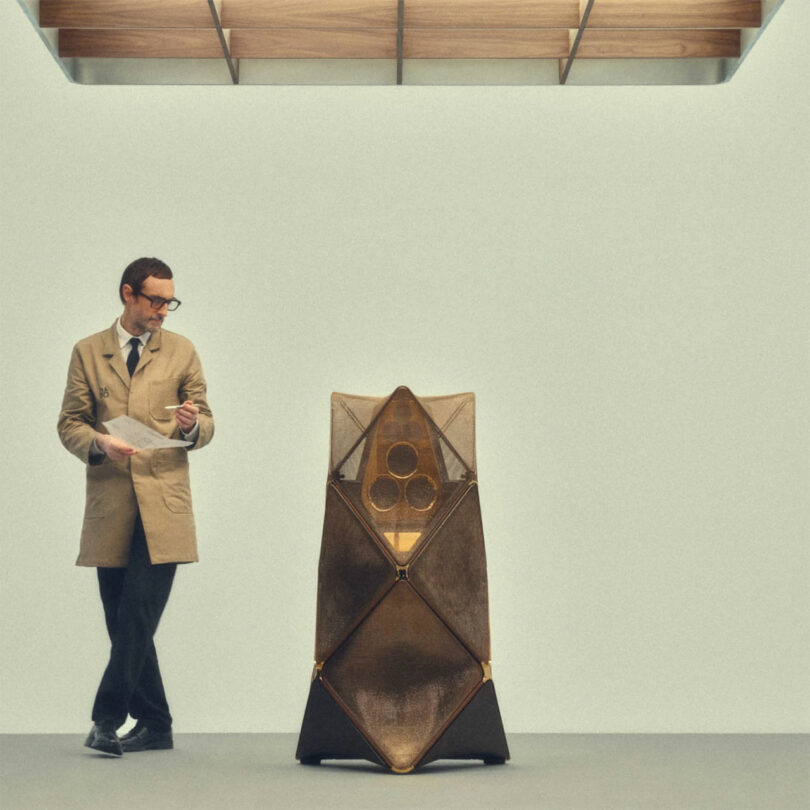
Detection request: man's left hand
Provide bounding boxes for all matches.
[174,400,199,434]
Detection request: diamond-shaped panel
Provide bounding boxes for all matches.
[322,581,483,772]
[315,485,396,661]
[409,483,491,662]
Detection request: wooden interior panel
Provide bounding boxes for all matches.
[231,28,396,58]
[222,0,398,29]
[587,0,761,30]
[59,29,224,58]
[41,0,215,29]
[404,29,569,58]
[404,0,580,29]
[577,28,742,57]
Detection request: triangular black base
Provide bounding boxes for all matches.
[295,678,385,767]
[417,681,510,768]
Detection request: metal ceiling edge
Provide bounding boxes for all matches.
[723,0,788,83]
[15,0,76,84]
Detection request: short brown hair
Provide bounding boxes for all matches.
[119,257,173,304]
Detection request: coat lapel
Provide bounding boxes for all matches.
[137,327,161,374]
[101,322,130,389]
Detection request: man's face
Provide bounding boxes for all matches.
[121,275,175,335]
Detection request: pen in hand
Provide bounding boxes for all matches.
[164,403,196,410]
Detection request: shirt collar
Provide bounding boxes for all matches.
[116,318,152,350]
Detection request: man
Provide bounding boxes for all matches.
[58,257,214,756]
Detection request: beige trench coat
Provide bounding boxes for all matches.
[58,322,214,566]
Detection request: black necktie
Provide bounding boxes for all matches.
[126,337,141,377]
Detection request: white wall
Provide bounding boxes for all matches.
[1,1,807,735]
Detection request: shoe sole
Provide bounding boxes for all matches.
[121,740,173,753]
[85,742,123,757]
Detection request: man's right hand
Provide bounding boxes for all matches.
[96,433,138,461]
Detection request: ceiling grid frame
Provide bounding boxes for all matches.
[18,0,787,85]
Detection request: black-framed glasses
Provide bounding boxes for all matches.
[136,291,182,311]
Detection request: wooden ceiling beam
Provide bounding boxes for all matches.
[40,0,763,33]
[41,0,215,29]
[404,0,580,29]
[224,1,582,30]
[58,29,224,58]
[404,29,570,59]
[56,29,741,61]
[230,28,570,59]
[577,28,741,58]
[587,0,761,30]
[231,29,396,58]
[222,0,398,29]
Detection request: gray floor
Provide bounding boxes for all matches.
[1,734,808,810]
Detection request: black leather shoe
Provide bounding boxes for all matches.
[84,724,123,757]
[119,721,152,744]
[120,723,173,752]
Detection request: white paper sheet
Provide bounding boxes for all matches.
[102,415,192,450]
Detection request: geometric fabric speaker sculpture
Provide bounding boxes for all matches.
[296,386,509,773]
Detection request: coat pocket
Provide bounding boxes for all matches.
[149,378,181,422]
[85,478,110,519]
[84,463,130,519]
[152,448,193,514]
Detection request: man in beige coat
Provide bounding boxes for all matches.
[58,257,214,756]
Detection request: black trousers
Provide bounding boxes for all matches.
[92,513,176,732]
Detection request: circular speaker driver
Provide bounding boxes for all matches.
[386,442,419,478]
[405,475,437,511]
[369,476,399,511]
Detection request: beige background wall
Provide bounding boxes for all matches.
[1,1,807,734]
